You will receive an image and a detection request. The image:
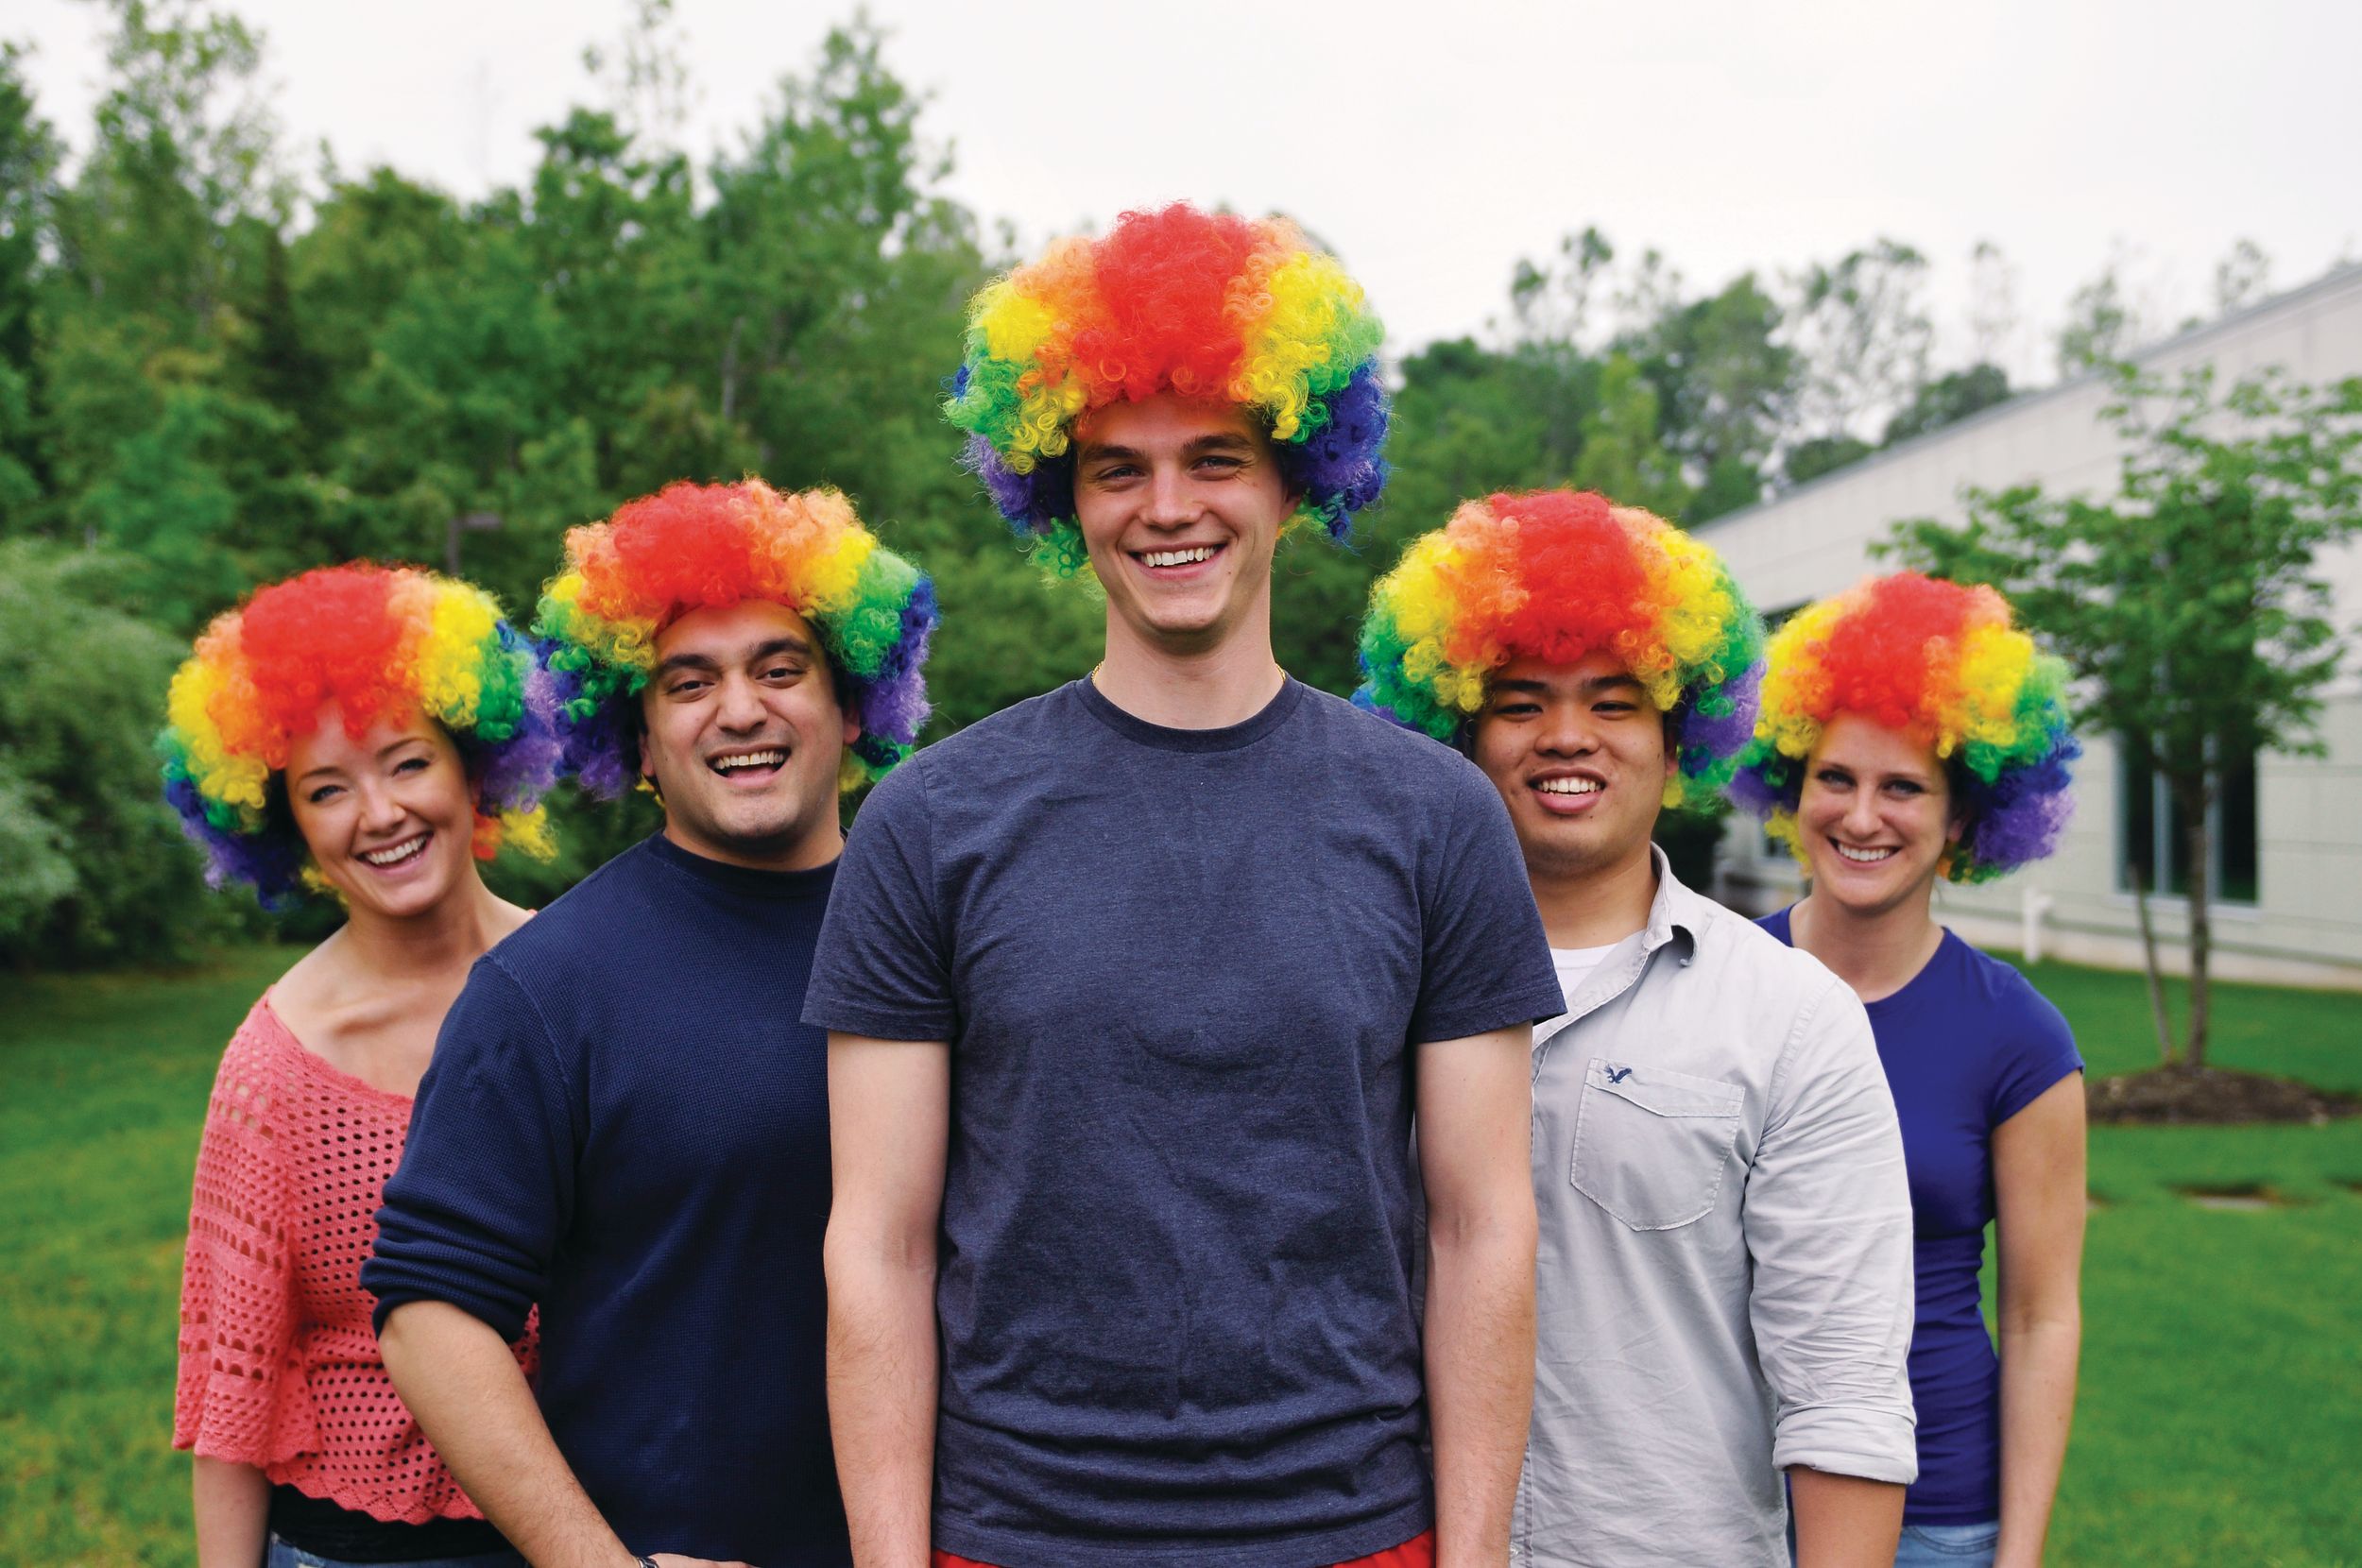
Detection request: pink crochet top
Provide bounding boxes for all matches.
[173,994,536,1523]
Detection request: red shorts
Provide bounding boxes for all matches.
[934,1528,1436,1568]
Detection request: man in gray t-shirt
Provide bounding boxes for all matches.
[1358,491,1917,1568]
[809,205,1561,1568]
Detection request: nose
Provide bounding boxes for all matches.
[1842,787,1882,842]
[1535,701,1597,758]
[1143,462,1198,528]
[714,670,769,733]
[352,776,407,837]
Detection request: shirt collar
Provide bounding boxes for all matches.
[1640,842,1713,969]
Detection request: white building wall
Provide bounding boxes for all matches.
[1697,266,2362,988]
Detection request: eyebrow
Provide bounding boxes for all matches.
[654,634,815,678]
[1076,432,1259,466]
[292,736,432,787]
[1490,674,1648,697]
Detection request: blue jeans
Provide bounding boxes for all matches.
[264,1537,527,1568]
[1892,1521,2002,1566]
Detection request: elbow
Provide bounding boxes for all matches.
[823,1209,938,1294]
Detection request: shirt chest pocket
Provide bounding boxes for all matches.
[1567,1058,1745,1231]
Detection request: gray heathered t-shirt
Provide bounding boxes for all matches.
[805,676,1563,1568]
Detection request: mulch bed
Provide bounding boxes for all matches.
[2087,1064,2362,1126]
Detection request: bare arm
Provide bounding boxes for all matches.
[1991,1076,2086,1568]
[378,1300,744,1568]
[1788,1467,1905,1568]
[192,1455,269,1568]
[1416,1024,1538,1568]
[824,1031,950,1568]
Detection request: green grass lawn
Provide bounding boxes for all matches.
[3,946,2357,1564]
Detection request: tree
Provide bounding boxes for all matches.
[1622,272,1796,521]
[1785,238,1932,446]
[1783,434,1872,486]
[1571,352,1689,518]
[1886,364,2362,1068]
[0,539,225,967]
[2056,258,2143,378]
[0,43,60,516]
[1882,363,2011,446]
[2212,237,2271,318]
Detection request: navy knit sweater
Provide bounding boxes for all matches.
[365,833,850,1566]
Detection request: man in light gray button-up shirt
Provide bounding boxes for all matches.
[1357,492,1916,1568]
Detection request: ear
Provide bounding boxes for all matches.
[842,708,862,749]
[637,724,656,786]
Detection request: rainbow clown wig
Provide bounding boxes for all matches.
[1730,571,2079,884]
[160,564,563,908]
[1355,489,1766,808]
[535,480,936,797]
[945,202,1389,575]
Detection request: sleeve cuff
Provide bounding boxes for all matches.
[368,1281,530,1345]
[1773,1406,1920,1485]
[801,997,957,1042]
[1411,983,1567,1046]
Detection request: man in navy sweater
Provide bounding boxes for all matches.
[366,482,936,1568]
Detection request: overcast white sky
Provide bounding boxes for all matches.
[15,0,2361,386]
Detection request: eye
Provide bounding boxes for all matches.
[1595,701,1638,716]
[307,782,345,805]
[394,756,431,775]
[1886,779,1926,796]
[761,661,806,683]
[1490,699,1541,717]
[1814,768,1853,787]
[665,675,710,698]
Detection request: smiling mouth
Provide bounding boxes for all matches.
[359,832,430,868]
[709,749,787,778]
[1832,842,1898,863]
[1535,777,1602,797]
[1136,543,1221,571]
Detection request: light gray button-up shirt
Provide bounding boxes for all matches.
[1515,849,1916,1568]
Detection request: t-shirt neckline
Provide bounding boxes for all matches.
[1070,673,1306,753]
[645,831,841,902]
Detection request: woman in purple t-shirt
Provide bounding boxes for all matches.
[1732,572,2087,1568]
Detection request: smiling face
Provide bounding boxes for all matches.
[1471,652,1675,889]
[638,598,858,872]
[284,706,481,921]
[1796,709,1963,918]
[1070,393,1295,662]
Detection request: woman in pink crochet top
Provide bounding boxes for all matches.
[163,564,563,1568]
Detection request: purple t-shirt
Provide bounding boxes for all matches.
[806,677,1563,1568]
[1760,910,2081,1525]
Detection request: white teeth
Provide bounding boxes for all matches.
[1836,844,1896,862]
[1536,778,1602,795]
[712,750,786,773]
[360,837,427,867]
[1142,546,1216,568]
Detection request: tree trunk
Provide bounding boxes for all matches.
[2180,776,2217,1068]
[2129,860,2177,1065]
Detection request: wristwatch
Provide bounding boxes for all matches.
[634,1558,659,1568]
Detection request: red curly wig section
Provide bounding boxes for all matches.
[237,566,422,761]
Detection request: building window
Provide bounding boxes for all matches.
[2118,744,2258,904]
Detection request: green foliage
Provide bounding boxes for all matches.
[0,540,226,967]
[1881,362,2011,446]
[1888,364,2362,1064]
[1784,433,1874,486]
